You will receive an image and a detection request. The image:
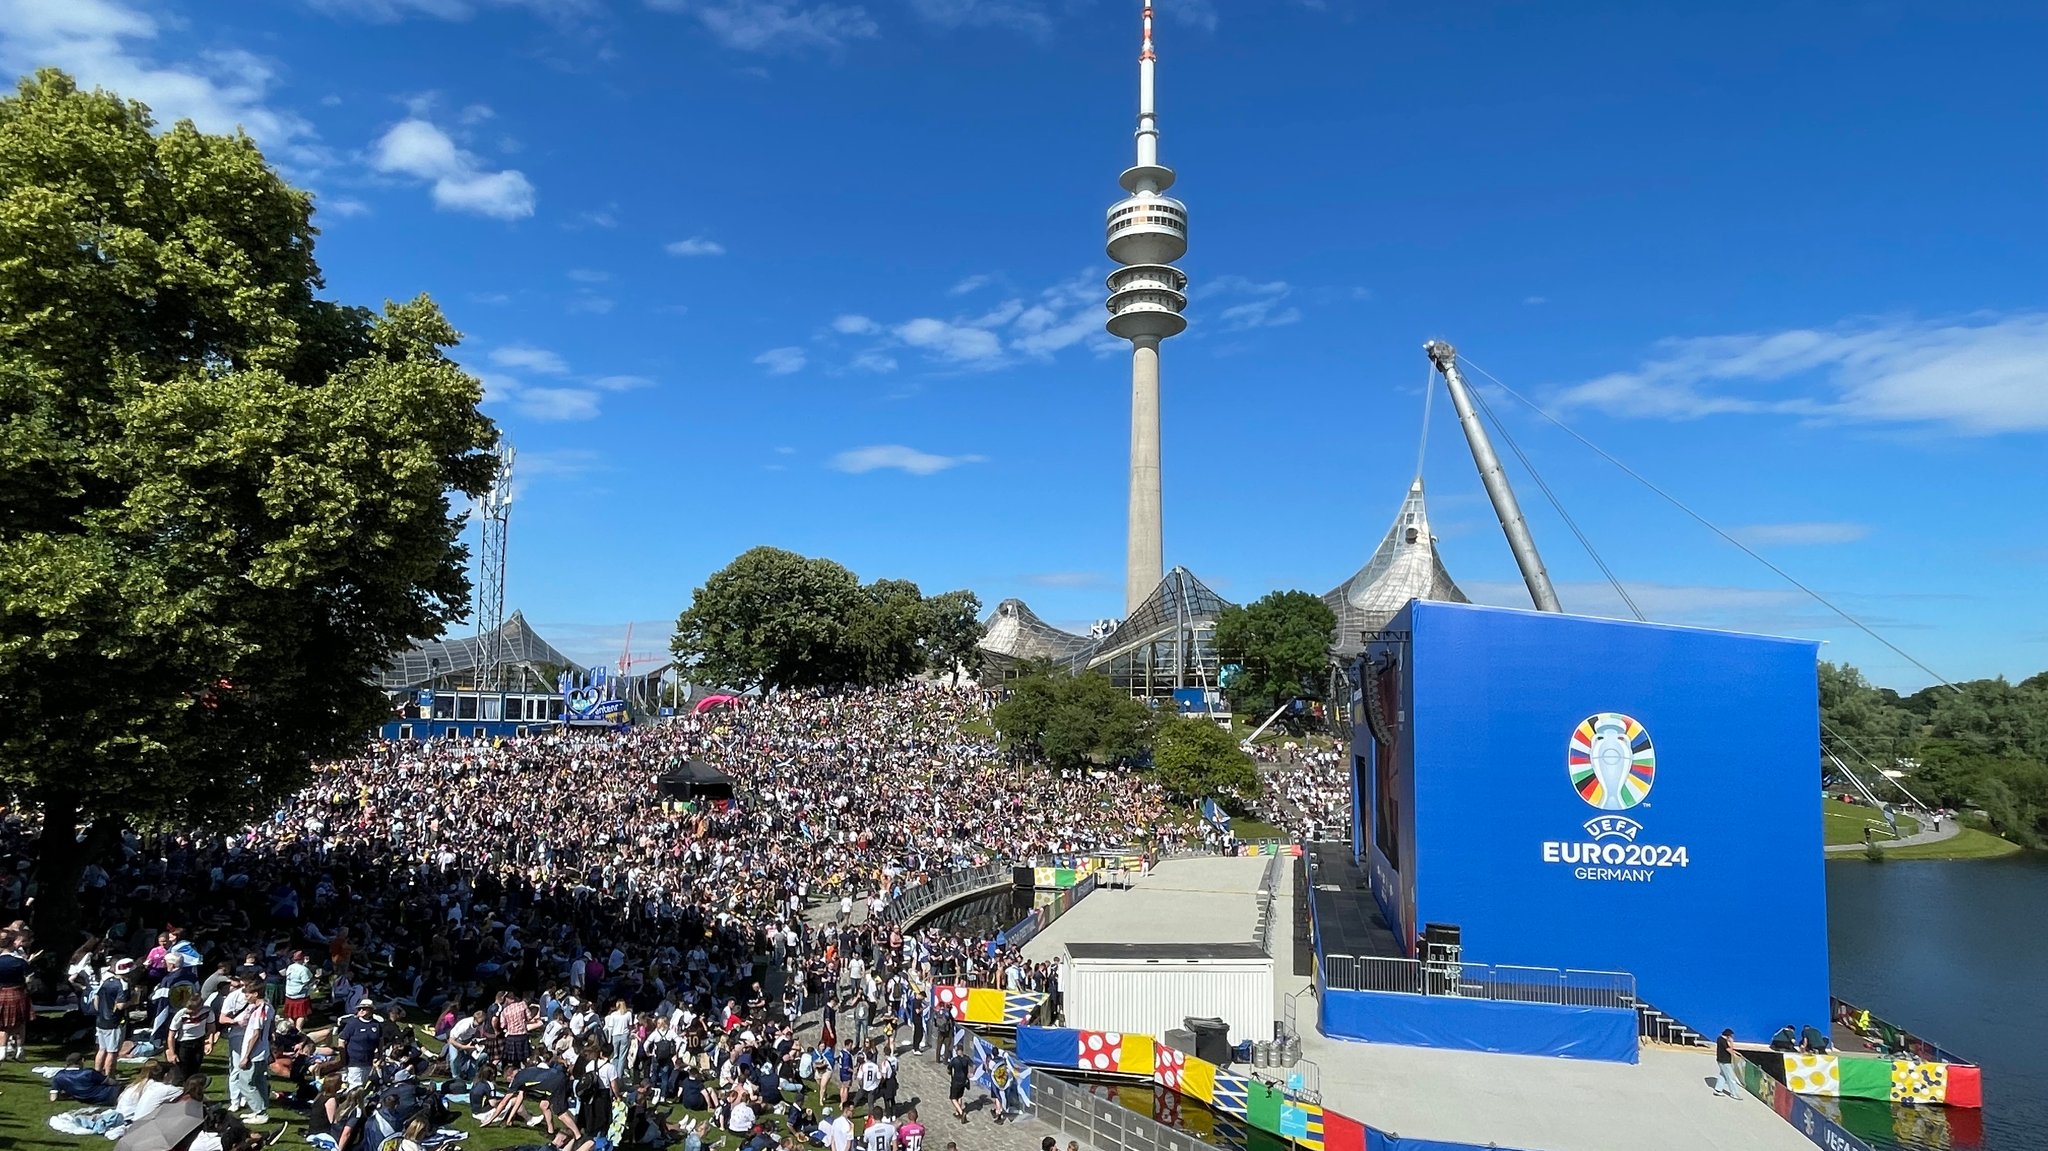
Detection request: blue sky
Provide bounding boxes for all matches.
[6,0,2044,689]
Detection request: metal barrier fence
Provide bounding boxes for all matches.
[1029,1068,1208,1151]
[1321,953,1637,1009]
[1251,851,1283,956]
[874,863,1014,927]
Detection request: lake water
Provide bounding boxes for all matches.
[1827,855,2048,1151]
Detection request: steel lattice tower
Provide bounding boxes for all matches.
[474,445,514,693]
[1105,1,1189,615]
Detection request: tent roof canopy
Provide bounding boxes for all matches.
[379,610,582,690]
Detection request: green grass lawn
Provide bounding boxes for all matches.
[1822,799,1917,846]
[1228,818,1286,841]
[1876,826,2023,861]
[0,1021,900,1151]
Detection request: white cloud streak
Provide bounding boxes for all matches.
[489,344,570,374]
[647,1,879,53]
[1729,522,1872,547]
[755,347,807,375]
[665,236,727,257]
[0,0,323,170]
[371,117,535,219]
[1555,313,2048,434]
[829,445,986,476]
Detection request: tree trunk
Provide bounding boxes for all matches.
[27,788,123,963]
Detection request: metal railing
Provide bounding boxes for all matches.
[1251,850,1283,956]
[1321,953,1637,1009]
[875,863,1014,927]
[1030,1068,1208,1151]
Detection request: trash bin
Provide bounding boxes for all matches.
[1231,1040,1254,1065]
[1164,1028,1197,1057]
[1185,1017,1231,1066]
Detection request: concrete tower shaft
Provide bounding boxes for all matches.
[1108,1,1188,614]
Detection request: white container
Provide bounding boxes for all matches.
[1061,941,1275,1048]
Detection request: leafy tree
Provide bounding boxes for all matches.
[1214,590,1337,725]
[1818,661,1921,763]
[0,71,498,948]
[992,667,1153,771]
[919,588,984,683]
[847,577,927,685]
[672,547,864,691]
[1151,714,1259,804]
[671,547,984,692]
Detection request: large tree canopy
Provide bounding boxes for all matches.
[1214,589,1337,724]
[670,546,981,691]
[0,71,498,943]
[1819,660,2048,847]
[991,665,1154,771]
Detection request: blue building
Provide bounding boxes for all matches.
[1351,600,1830,1042]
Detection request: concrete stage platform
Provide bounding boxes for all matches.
[1054,854,1815,1151]
[1021,854,1267,960]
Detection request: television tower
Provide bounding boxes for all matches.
[1105,0,1189,614]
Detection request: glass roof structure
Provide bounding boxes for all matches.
[977,566,1235,699]
[1323,478,1468,656]
[378,610,584,691]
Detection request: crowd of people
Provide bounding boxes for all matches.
[1252,739,1351,844]
[0,684,1204,1151]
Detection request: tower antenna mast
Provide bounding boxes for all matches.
[1106,1,1190,614]
[475,444,515,692]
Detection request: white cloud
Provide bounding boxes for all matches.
[307,0,598,22]
[474,355,651,421]
[829,445,986,476]
[371,117,535,219]
[477,372,602,422]
[832,314,880,335]
[489,344,570,374]
[894,317,1004,364]
[1555,313,2048,434]
[755,347,807,375]
[949,273,995,296]
[664,236,727,257]
[1461,579,1922,639]
[647,1,879,53]
[322,196,372,218]
[1207,275,1302,331]
[510,386,602,421]
[851,350,898,373]
[1525,295,1549,306]
[0,0,322,170]
[567,293,614,314]
[573,205,619,228]
[567,268,610,283]
[904,0,1053,37]
[1730,522,1872,547]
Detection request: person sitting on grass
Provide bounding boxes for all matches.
[49,1053,121,1105]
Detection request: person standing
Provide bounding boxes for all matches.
[282,951,315,1026]
[1713,1028,1741,1097]
[230,978,273,1124]
[946,1047,970,1124]
[0,929,32,1061]
[93,959,135,1077]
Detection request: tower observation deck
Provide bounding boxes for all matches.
[1108,2,1188,614]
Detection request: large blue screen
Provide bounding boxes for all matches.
[1362,601,1830,1041]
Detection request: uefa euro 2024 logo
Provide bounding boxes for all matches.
[1569,712,1655,810]
[1544,712,1688,880]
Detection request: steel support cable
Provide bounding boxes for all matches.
[1820,719,1934,811]
[1459,357,1959,693]
[1414,364,1436,482]
[1464,377,1647,621]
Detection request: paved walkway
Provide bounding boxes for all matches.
[1823,808,1962,853]
[800,883,1062,1151]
